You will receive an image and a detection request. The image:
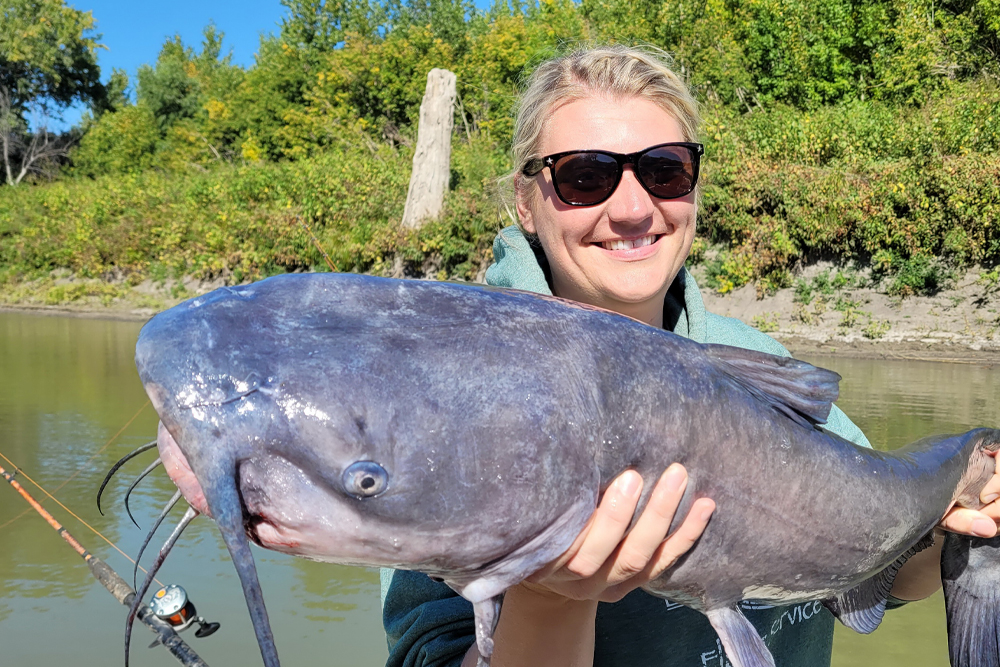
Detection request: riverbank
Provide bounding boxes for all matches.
[3,266,999,364]
[695,263,1000,364]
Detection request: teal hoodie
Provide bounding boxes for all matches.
[381,227,872,667]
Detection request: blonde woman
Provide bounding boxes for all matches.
[381,45,1000,667]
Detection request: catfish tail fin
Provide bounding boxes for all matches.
[942,533,1000,667]
[942,428,1000,667]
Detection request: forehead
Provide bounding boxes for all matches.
[539,94,684,156]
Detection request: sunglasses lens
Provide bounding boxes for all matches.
[552,152,620,205]
[637,145,698,199]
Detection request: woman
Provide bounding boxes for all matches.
[382,45,1000,667]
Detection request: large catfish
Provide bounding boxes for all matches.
[128,273,999,667]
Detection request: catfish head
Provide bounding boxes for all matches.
[135,274,604,666]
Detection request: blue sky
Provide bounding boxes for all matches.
[57,0,287,128]
[56,0,492,130]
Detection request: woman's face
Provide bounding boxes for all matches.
[517,95,697,327]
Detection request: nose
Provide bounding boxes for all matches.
[605,165,654,224]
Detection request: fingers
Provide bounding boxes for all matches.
[561,470,643,579]
[940,507,998,538]
[604,496,715,602]
[605,464,688,581]
[527,465,715,604]
[938,453,1000,536]
[644,497,716,579]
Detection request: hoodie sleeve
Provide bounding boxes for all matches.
[382,568,475,667]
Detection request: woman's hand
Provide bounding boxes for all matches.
[463,464,715,667]
[939,452,1000,538]
[524,463,716,603]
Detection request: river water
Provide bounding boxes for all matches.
[0,310,996,666]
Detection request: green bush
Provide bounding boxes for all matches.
[5,0,1000,298]
[71,105,160,176]
[883,254,951,296]
[0,134,506,287]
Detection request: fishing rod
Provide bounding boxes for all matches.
[296,215,339,272]
[0,460,211,667]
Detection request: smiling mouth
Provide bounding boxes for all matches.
[598,234,661,251]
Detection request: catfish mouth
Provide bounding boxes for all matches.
[245,515,293,550]
[157,421,212,517]
[157,422,322,555]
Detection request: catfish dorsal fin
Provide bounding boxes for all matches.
[704,344,841,428]
[824,531,936,634]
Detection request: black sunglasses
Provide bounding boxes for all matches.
[521,142,704,207]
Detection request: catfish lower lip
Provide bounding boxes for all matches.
[131,272,1000,667]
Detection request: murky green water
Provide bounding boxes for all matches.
[0,310,996,666]
[0,312,386,667]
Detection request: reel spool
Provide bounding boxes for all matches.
[147,584,221,648]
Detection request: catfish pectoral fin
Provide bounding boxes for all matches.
[825,530,936,634]
[705,606,775,667]
[942,533,1000,667]
[472,595,504,667]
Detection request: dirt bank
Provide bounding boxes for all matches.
[4,267,999,364]
[696,264,1000,364]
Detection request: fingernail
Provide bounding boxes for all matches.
[700,505,715,521]
[983,493,999,504]
[616,471,641,498]
[972,518,996,537]
[663,464,686,493]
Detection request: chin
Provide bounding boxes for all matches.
[603,270,674,304]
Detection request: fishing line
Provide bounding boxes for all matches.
[0,399,151,531]
[1,459,207,666]
[0,448,161,582]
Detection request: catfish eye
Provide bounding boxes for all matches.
[342,461,388,498]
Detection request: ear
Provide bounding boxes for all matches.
[514,174,537,235]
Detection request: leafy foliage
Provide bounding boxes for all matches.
[1,0,999,296]
[0,0,103,117]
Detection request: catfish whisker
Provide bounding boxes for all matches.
[126,505,198,667]
[124,457,162,529]
[97,440,157,516]
[133,489,183,591]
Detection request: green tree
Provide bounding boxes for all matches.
[0,0,103,115]
[133,25,245,166]
[280,0,389,53]
[0,0,104,184]
[136,25,243,132]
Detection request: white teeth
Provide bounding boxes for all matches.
[602,235,656,251]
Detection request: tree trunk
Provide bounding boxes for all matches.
[401,68,457,229]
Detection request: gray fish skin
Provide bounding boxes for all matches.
[942,533,1000,666]
[134,273,1000,667]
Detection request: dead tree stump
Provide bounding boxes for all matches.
[401,68,456,229]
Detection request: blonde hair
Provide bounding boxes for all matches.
[507,44,700,226]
